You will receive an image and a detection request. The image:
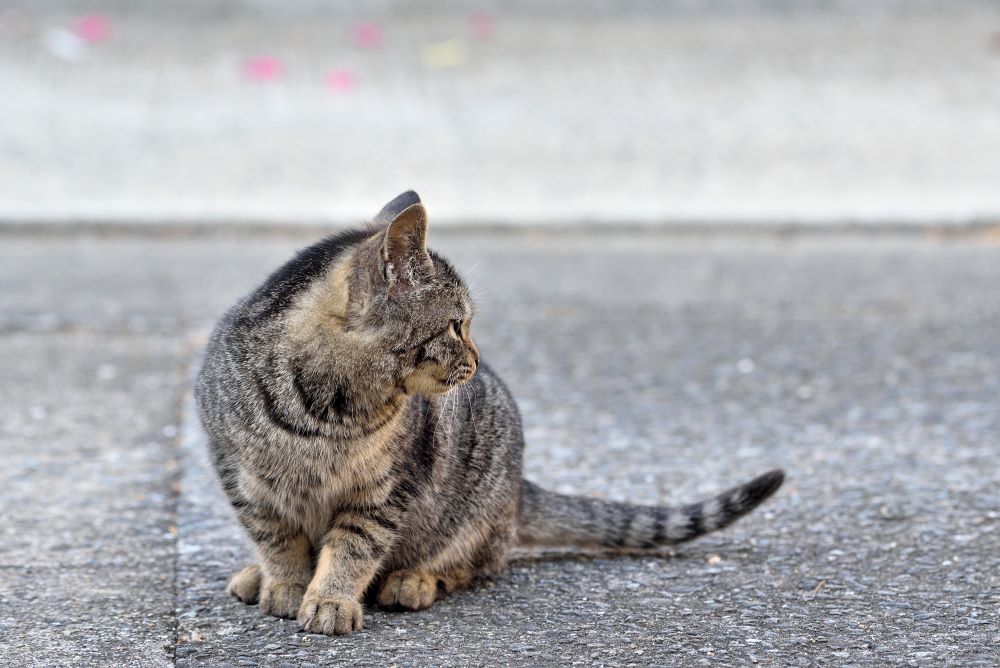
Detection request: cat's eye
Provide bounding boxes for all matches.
[451,319,462,337]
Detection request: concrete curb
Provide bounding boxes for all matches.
[3,219,1000,240]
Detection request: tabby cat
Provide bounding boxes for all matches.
[195,191,784,636]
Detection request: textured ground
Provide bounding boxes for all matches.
[0,231,998,666]
[2,1,1000,224]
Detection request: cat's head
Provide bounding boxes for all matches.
[352,192,479,396]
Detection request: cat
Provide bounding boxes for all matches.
[195,191,784,636]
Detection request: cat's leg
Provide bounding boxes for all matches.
[376,510,514,611]
[376,568,472,610]
[215,454,314,617]
[297,508,399,635]
[236,508,314,619]
[227,564,262,604]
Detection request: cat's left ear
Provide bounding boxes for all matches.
[377,192,433,291]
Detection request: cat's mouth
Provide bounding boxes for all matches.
[402,363,474,396]
[445,364,476,387]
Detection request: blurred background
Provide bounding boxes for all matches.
[2,0,999,227]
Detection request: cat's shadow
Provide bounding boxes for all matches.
[506,545,683,565]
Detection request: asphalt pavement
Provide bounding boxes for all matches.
[0,230,998,666]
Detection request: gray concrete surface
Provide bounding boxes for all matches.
[1,231,998,666]
[2,2,1000,225]
[0,333,185,666]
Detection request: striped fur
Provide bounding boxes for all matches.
[194,191,784,636]
[517,470,785,548]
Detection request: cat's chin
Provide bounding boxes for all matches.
[401,373,455,397]
[428,379,472,397]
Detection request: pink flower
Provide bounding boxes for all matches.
[244,56,284,82]
[352,22,383,49]
[74,14,111,44]
[325,68,356,93]
[469,12,495,40]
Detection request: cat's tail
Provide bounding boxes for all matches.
[516,469,784,548]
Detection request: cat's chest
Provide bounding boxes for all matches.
[296,459,389,543]
[246,425,402,538]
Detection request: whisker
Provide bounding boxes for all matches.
[463,259,486,282]
[463,384,480,442]
[431,392,452,444]
[468,283,494,300]
[447,389,459,436]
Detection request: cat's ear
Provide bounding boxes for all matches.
[375,190,422,225]
[376,192,433,292]
[382,202,429,266]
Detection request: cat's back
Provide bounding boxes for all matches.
[195,230,370,437]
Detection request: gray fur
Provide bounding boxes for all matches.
[194,192,785,635]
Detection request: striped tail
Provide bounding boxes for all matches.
[517,469,784,548]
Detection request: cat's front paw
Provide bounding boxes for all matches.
[259,579,307,619]
[376,570,439,610]
[227,564,262,604]
[297,594,364,635]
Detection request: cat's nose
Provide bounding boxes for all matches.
[465,336,480,365]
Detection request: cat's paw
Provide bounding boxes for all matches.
[259,579,307,619]
[226,565,262,604]
[297,594,364,635]
[376,570,439,611]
